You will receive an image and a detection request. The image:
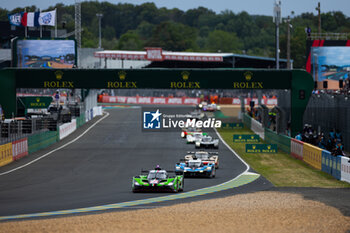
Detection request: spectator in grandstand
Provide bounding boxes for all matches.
[332,142,345,157]
[329,129,335,140]
[335,129,343,143]
[327,138,337,152]
[295,132,303,141]
[318,134,327,149]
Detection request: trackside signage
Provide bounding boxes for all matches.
[233,134,259,143]
[246,144,277,153]
[142,107,221,132]
[221,123,244,129]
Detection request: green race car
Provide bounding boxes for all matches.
[132,166,184,193]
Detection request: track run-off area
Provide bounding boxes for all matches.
[0,106,271,221]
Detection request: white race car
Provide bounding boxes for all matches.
[185,151,219,169]
[189,110,205,120]
[195,135,219,149]
[186,132,207,144]
[203,103,220,112]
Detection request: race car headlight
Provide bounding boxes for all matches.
[181,132,185,137]
[206,167,212,170]
[195,142,200,146]
[199,104,203,108]
[134,181,140,186]
[168,182,174,186]
[176,166,181,170]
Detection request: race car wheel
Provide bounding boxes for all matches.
[179,179,184,192]
[173,181,179,193]
[210,168,216,178]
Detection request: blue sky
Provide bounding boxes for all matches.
[312,47,350,67]
[3,0,350,17]
[18,40,75,57]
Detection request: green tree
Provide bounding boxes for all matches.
[118,30,144,50]
[147,21,198,51]
[205,30,243,53]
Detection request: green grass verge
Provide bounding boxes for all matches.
[218,127,350,188]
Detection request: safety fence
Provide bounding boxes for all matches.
[0,107,103,168]
[219,97,277,105]
[99,96,200,105]
[99,95,278,106]
[243,113,350,183]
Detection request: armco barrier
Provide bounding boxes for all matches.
[243,114,251,129]
[341,156,350,183]
[303,143,323,170]
[251,117,265,140]
[28,131,59,154]
[264,128,291,154]
[12,138,28,160]
[0,143,13,167]
[59,119,77,140]
[291,138,303,160]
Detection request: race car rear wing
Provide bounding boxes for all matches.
[186,151,218,155]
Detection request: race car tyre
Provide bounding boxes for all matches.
[173,181,179,193]
[179,179,184,192]
[210,168,216,178]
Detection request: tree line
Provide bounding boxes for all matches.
[1,2,350,68]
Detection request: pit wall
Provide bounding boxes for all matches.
[0,107,102,168]
[242,113,350,183]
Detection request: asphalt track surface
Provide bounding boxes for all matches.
[0,107,272,218]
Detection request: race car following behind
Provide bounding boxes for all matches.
[186,132,207,143]
[181,127,203,138]
[203,103,220,112]
[195,135,219,149]
[189,110,205,120]
[175,159,215,178]
[132,166,184,193]
[185,151,219,169]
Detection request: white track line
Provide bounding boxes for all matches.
[214,127,251,175]
[0,112,110,176]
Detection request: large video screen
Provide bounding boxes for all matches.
[311,46,350,82]
[15,39,76,68]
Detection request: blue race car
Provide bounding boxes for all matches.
[175,158,216,178]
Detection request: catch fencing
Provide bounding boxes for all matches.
[303,93,350,151]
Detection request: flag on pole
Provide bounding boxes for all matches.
[23,12,40,27]
[21,12,27,26]
[39,9,56,26]
[8,12,22,26]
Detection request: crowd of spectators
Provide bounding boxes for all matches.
[295,125,345,156]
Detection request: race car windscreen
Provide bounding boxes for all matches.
[188,161,201,167]
[147,171,167,179]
